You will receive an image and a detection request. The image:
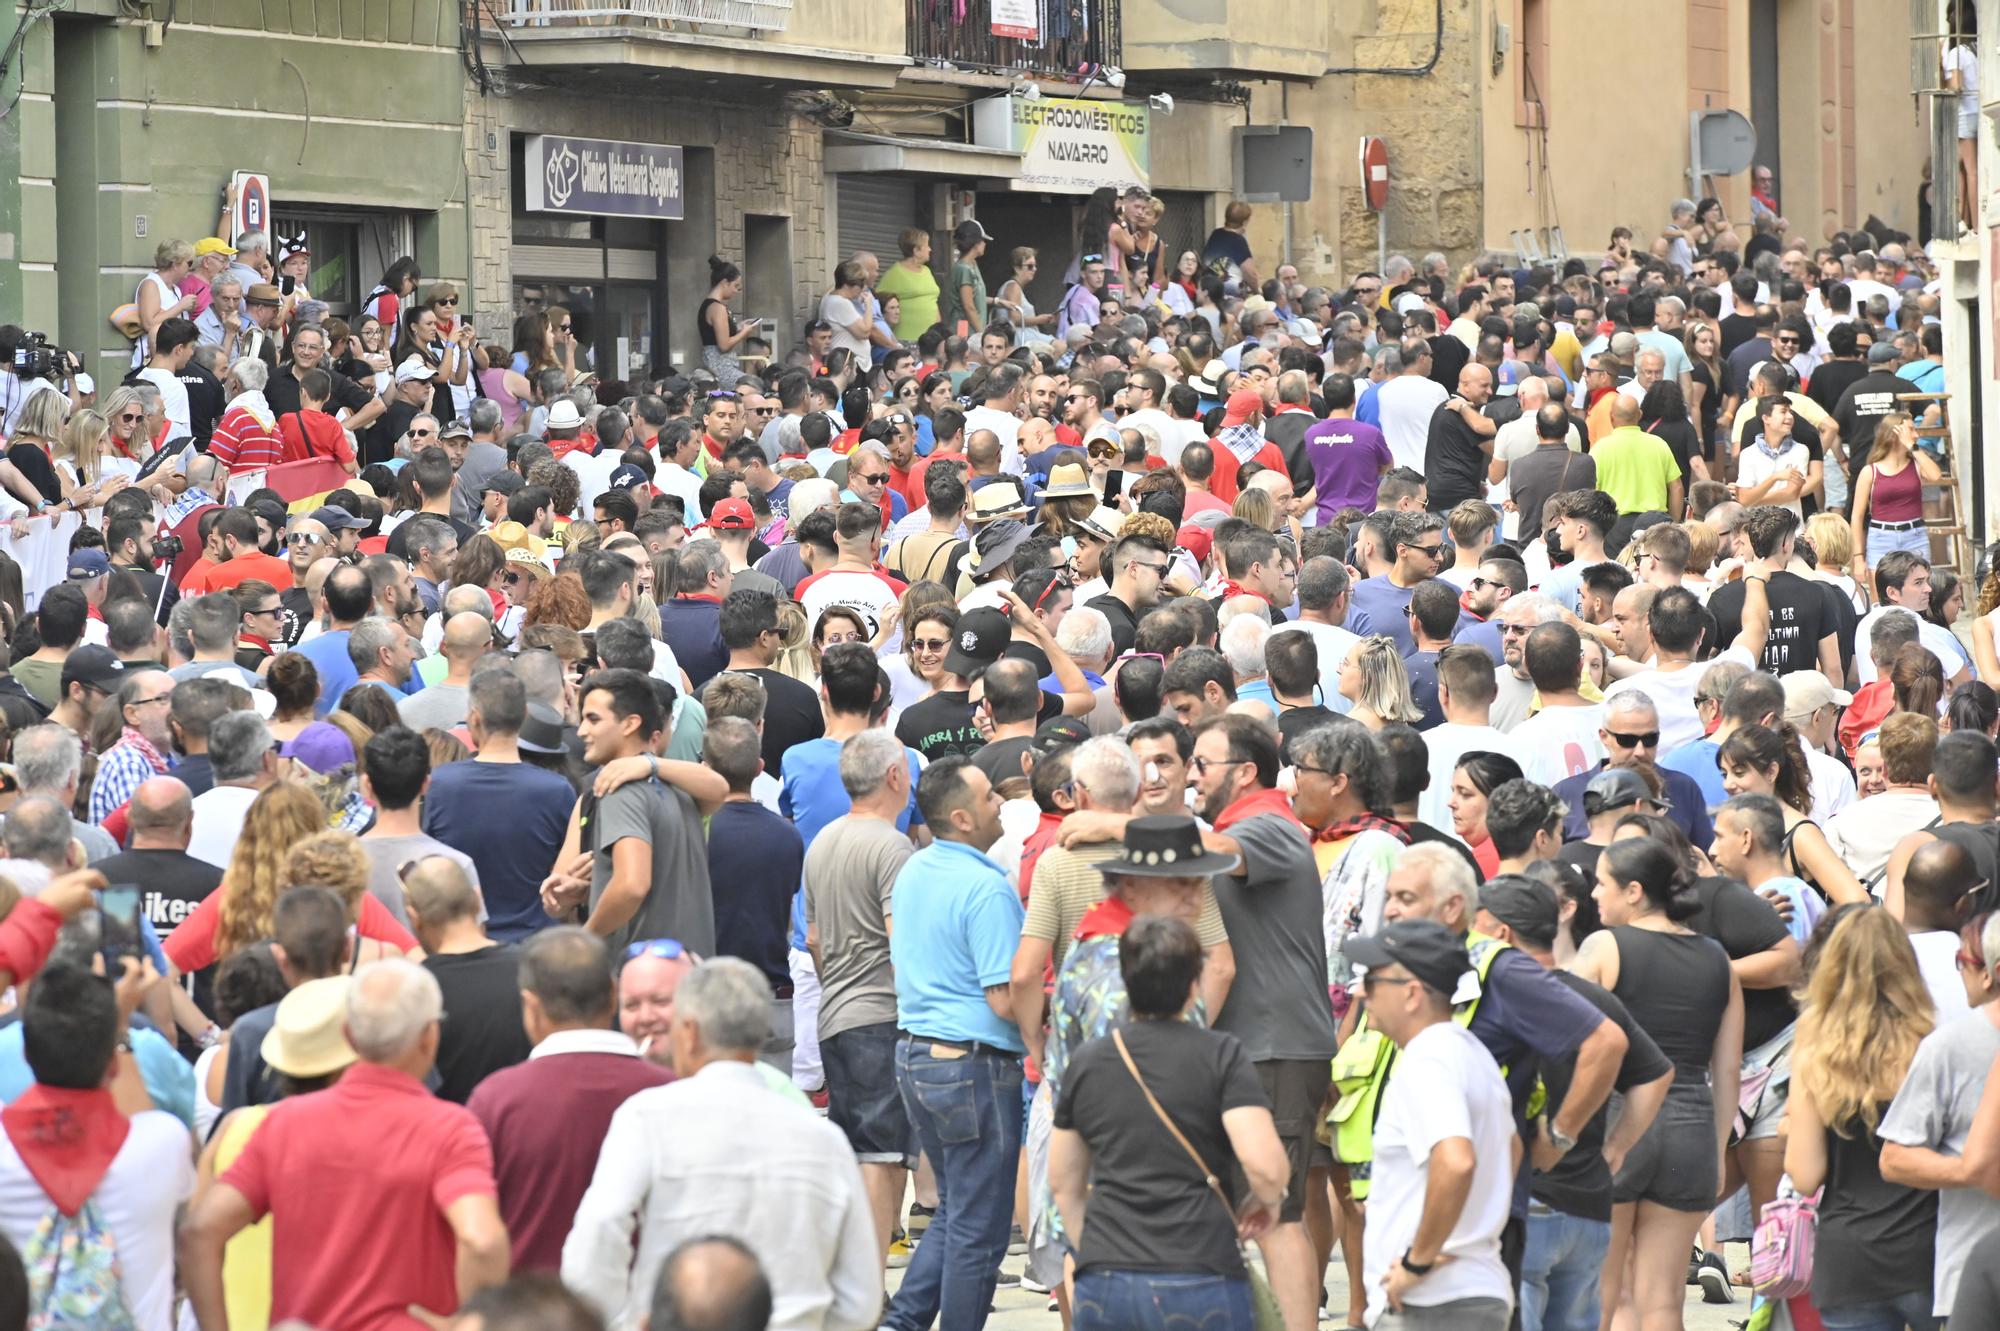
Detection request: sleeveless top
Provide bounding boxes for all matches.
[1608,925,1731,1085]
[132,271,178,366]
[215,1105,276,1330]
[1869,461,1924,522]
[478,368,526,432]
[697,297,731,348]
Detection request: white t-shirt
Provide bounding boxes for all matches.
[135,367,191,445]
[1853,606,1968,685]
[820,292,872,358]
[1373,375,1449,473]
[1801,737,1857,827]
[1911,929,1973,1023]
[0,1110,195,1331]
[1602,656,1729,753]
[652,463,705,523]
[1510,702,1606,787]
[1363,1021,1516,1325]
[1116,407,1179,464]
[1268,619,1360,711]
[188,784,261,868]
[1418,722,1524,832]
[563,447,622,511]
[797,567,906,648]
[1735,439,1811,519]
[963,405,1024,477]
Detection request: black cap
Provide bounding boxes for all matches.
[1032,716,1091,753]
[482,471,526,497]
[1582,767,1666,818]
[60,645,126,694]
[1476,876,1561,948]
[943,607,1011,677]
[1340,919,1472,997]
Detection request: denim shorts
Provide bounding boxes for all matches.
[822,1020,913,1163]
[1866,521,1932,567]
[1614,1088,1717,1212]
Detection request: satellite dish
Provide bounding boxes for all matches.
[1693,109,1757,176]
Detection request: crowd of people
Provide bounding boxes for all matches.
[0,176,1983,1331]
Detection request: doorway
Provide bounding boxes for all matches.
[742,215,794,355]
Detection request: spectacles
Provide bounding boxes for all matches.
[1605,730,1661,749]
[1292,762,1333,779]
[1188,754,1247,776]
[410,428,436,438]
[910,637,949,652]
[625,938,690,961]
[1500,624,1532,637]
[1086,440,1118,459]
[129,694,173,709]
[852,470,888,484]
[1133,562,1170,577]
[1468,576,1492,591]
[1361,973,1418,991]
[1031,575,1071,613]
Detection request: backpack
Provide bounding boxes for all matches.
[22,1196,138,1331]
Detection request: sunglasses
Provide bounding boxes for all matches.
[288,532,327,545]
[435,298,459,307]
[1086,440,1118,459]
[410,428,436,438]
[1401,541,1444,558]
[1605,730,1660,749]
[852,470,888,484]
[558,324,573,332]
[249,604,283,616]
[117,412,143,424]
[707,390,739,401]
[910,637,949,652]
[626,938,690,961]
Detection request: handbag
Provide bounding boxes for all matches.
[1748,1181,1821,1300]
[1112,1028,1284,1331]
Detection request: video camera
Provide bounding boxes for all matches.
[10,331,71,383]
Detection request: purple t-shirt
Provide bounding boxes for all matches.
[1304,416,1393,518]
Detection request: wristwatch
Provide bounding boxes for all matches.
[1399,1249,1435,1277]
[1544,1120,1579,1155]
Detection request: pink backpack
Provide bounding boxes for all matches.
[1749,1185,1821,1300]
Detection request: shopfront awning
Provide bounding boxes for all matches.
[822,130,1023,182]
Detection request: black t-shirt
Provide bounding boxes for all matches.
[6,443,60,505]
[1686,875,1794,1050]
[1087,593,1139,658]
[1054,1018,1265,1278]
[265,363,377,419]
[895,690,985,762]
[1718,313,1757,358]
[973,735,1036,789]
[178,360,225,447]
[1427,334,1470,397]
[1199,228,1252,275]
[1805,358,1870,423]
[1643,415,1701,487]
[1004,639,1053,679]
[705,800,803,993]
[365,399,420,467]
[1276,703,1347,753]
[1422,400,1489,510]
[1531,972,1673,1221]
[94,848,223,935]
[1706,571,1830,675]
[748,667,824,779]
[1834,370,1915,485]
[278,584,314,647]
[1556,838,1604,881]
[423,945,532,1103]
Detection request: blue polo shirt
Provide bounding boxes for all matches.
[1554,760,1716,849]
[780,735,924,952]
[1659,737,1728,812]
[889,837,1025,1051]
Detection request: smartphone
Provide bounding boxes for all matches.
[1102,469,1125,507]
[98,884,143,973]
[280,275,297,297]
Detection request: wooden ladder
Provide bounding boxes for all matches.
[1899,390,1967,575]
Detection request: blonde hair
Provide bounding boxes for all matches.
[13,387,69,444]
[283,830,372,916]
[1791,905,1934,1134]
[1867,412,1914,467]
[1346,636,1424,724]
[155,239,194,270]
[1682,520,1718,574]
[1231,488,1278,532]
[1804,511,1853,569]
[217,783,336,959]
[55,409,105,487]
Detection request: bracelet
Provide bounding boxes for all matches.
[1400,1249,1435,1276]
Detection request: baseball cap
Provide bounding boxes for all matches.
[66,549,110,580]
[1554,294,1578,318]
[439,420,473,441]
[1176,522,1214,565]
[1495,363,1523,396]
[309,504,368,531]
[943,606,1012,676]
[702,498,756,531]
[194,237,238,258]
[608,464,651,493]
[280,722,357,775]
[481,471,526,498]
[60,645,126,694]
[394,356,436,384]
[1340,919,1474,997]
[1032,716,1091,753]
[953,218,993,247]
[1393,291,1429,316]
[1221,389,1264,428]
[1477,876,1561,946]
[1582,767,1667,817]
[1867,342,1900,365]
[1782,672,1853,719]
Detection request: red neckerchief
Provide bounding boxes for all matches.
[701,433,730,464]
[675,592,722,604]
[1075,893,1135,941]
[86,603,104,624]
[237,632,273,654]
[1312,813,1411,846]
[1458,594,1487,621]
[1272,403,1314,417]
[2,1085,129,1216]
[548,436,595,461]
[1213,786,1307,836]
[1017,811,1064,902]
[1217,578,1276,609]
[115,726,171,777]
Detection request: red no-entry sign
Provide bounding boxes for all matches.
[1360,137,1390,212]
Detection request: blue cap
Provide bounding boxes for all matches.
[608,464,649,492]
[66,549,110,580]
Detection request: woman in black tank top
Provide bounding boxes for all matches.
[1573,835,1743,1331]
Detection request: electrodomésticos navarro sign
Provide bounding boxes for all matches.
[524,135,685,220]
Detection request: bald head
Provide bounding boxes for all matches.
[441,611,492,661]
[966,430,1001,471]
[186,454,224,492]
[442,583,494,620]
[304,555,339,600]
[1904,839,1977,930]
[289,518,330,548]
[128,776,194,848]
[1609,393,1642,426]
[649,1236,773,1331]
[1516,376,1549,409]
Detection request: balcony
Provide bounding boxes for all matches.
[471,0,908,88]
[1119,0,1328,80]
[905,0,1119,82]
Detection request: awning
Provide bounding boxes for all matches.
[822,130,1023,182]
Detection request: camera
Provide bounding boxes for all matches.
[11,332,69,382]
[152,533,184,565]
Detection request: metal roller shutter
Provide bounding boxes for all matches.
[836,176,922,267]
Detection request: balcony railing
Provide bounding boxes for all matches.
[906,0,1118,80]
[496,0,794,32]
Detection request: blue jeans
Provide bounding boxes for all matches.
[1518,1207,1609,1331]
[1815,1289,1941,1331]
[1071,1269,1253,1331]
[883,1038,1024,1331]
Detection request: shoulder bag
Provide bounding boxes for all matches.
[1112,1027,1284,1331]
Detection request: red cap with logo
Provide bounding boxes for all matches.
[702,498,757,531]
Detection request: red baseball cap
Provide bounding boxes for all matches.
[703,498,756,531]
[1176,523,1213,563]
[1221,388,1264,428]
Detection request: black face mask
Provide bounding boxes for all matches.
[1545,527,1572,567]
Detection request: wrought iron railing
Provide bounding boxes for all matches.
[495,0,794,32]
[905,0,1118,79]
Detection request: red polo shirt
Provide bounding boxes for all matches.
[222,1061,498,1331]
